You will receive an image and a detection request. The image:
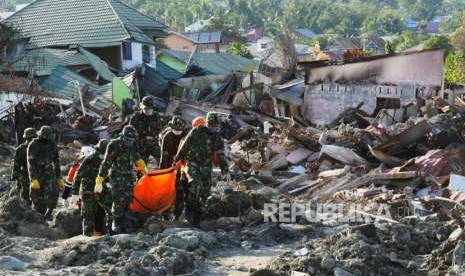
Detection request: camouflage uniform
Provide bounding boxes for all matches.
[174,113,228,225]
[27,126,61,217]
[98,126,141,233]
[12,128,37,204]
[130,96,161,164]
[73,140,111,236]
[160,117,189,219]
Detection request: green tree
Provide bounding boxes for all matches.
[399,0,442,21]
[422,35,452,52]
[394,30,420,51]
[226,42,253,58]
[362,8,404,36]
[445,53,465,83]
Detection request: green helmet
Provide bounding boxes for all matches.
[38,126,55,141]
[170,116,185,129]
[23,128,37,140]
[141,96,154,108]
[95,139,109,153]
[206,112,219,126]
[122,125,138,140]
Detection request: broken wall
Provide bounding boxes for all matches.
[302,83,436,126]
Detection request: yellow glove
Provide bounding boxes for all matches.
[58,178,65,190]
[31,179,40,190]
[135,159,147,173]
[94,176,105,194]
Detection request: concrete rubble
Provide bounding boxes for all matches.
[1,60,465,275]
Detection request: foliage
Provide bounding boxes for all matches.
[226,41,252,58]
[114,0,465,37]
[445,53,465,83]
[452,17,465,55]
[392,30,420,51]
[422,35,452,52]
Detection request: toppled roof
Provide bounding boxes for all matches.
[4,0,167,48]
[140,62,183,97]
[160,49,257,75]
[41,65,100,99]
[183,31,222,44]
[4,48,90,76]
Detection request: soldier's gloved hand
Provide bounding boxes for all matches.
[31,179,40,190]
[94,176,105,194]
[135,159,147,174]
[57,178,65,190]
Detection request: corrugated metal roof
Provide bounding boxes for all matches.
[78,46,115,82]
[40,65,100,99]
[160,49,257,75]
[183,31,222,44]
[6,48,89,76]
[140,62,183,96]
[4,0,166,48]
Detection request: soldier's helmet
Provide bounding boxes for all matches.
[141,96,154,108]
[121,125,138,140]
[38,126,55,140]
[95,139,109,153]
[170,116,185,129]
[206,112,220,127]
[23,128,37,140]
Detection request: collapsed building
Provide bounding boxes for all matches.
[1,1,465,276]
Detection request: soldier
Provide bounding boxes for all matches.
[72,139,111,236]
[159,116,188,169]
[27,126,64,219]
[130,96,161,165]
[95,126,146,233]
[159,116,189,220]
[174,112,229,225]
[11,128,37,204]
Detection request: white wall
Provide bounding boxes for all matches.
[123,42,142,70]
[122,42,156,70]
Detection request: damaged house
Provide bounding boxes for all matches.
[300,49,445,126]
[258,49,445,127]
[1,0,168,112]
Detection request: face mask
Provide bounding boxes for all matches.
[142,108,153,116]
[99,153,105,159]
[172,130,183,135]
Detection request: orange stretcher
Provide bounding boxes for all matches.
[130,167,177,214]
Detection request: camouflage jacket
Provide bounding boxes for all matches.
[27,137,60,180]
[73,152,103,194]
[98,137,140,177]
[12,141,29,179]
[130,111,161,146]
[160,127,188,169]
[175,126,227,171]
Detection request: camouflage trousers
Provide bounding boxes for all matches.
[16,174,31,204]
[110,173,135,231]
[185,164,212,225]
[81,190,112,236]
[30,175,58,218]
[162,169,189,220]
